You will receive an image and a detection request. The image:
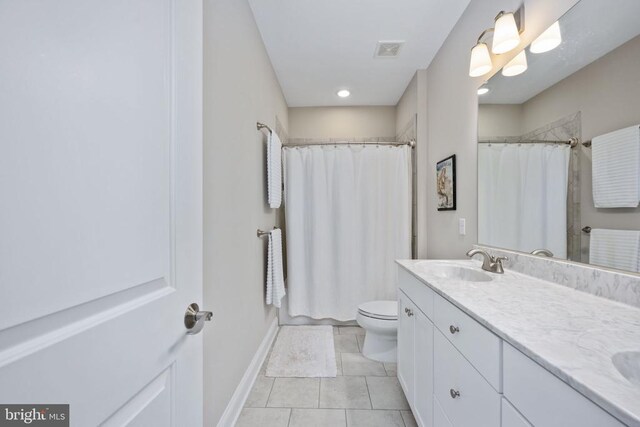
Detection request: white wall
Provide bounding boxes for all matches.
[203,0,288,424]
[288,106,396,139]
[424,0,579,259]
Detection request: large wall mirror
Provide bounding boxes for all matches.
[477,0,640,273]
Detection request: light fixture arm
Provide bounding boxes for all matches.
[476,28,494,45]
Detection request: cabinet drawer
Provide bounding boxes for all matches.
[502,398,531,427]
[399,267,434,319]
[503,343,624,427]
[434,329,501,427]
[434,293,502,391]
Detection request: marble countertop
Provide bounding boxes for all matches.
[397,259,640,426]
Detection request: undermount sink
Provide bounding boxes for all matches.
[416,262,493,282]
[612,351,640,387]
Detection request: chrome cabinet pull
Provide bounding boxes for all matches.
[449,325,460,334]
[450,389,460,399]
[184,303,213,335]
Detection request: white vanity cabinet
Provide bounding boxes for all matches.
[398,268,435,427]
[397,266,626,427]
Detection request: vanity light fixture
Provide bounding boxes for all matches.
[492,12,521,54]
[477,83,490,95]
[501,50,528,76]
[468,8,524,77]
[337,89,350,98]
[530,21,562,53]
[469,42,493,77]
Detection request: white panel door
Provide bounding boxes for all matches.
[414,309,434,427]
[397,291,415,406]
[0,0,204,425]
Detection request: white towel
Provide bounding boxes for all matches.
[592,125,640,208]
[266,229,286,307]
[589,228,640,273]
[268,131,282,208]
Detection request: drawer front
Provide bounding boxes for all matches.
[398,267,434,319]
[434,294,502,391]
[502,398,531,427]
[503,343,624,427]
[434,329,501,427]
[433,396,453,427]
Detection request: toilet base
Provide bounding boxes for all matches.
[361,331,397,363]
[356,312,397,363]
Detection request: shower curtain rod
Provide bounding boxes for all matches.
[283,140,416,148]
[478,138,581,148]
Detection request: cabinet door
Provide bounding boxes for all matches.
[397,291,415,404]
[414,309,434,427]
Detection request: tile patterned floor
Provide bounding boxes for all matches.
[236,326,417,427]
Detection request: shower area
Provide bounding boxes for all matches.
[278,107,417,325]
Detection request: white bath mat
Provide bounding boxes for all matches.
[266,326,337,377]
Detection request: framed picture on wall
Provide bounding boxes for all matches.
[436,154,456,211]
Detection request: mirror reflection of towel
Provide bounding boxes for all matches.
[589,228,640,273]
[592,125,640,208]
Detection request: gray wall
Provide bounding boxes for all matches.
[203,0,288,424]
[477,104,524,138]
[396,70,429,257]
[288,106,396,139]
[423,0,579,259]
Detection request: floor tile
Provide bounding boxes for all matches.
[339,326,365,336]
[336,352,343,375]
[319,377,371,409]
[341,353,386,376]
[401,410,419,427]
[356,335,365,352]
[267,378,320,408]
[235,408,290,427]
[289,409,346,427]
[245,376,274,407]
[366,376,410,410]
[384,363,397,377]
[345,409,405,427]
[334,334,359,353]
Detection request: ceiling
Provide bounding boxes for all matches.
[480,0,640,104]
[248,0,471,107]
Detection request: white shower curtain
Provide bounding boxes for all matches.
[478,143,570,258]
[283,145,411,321]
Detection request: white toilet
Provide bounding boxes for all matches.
[356,300,398,363]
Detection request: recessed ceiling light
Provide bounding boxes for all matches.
[337,90,350,98]
[477,86,490,95]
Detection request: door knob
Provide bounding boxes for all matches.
[184,303,213,335]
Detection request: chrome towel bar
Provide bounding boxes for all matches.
[257,228,274,237]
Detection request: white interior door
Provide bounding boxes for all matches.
[0,0,204,425]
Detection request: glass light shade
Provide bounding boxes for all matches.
[502,50,528,76]
[477,86,489,95]
[337,90,350,98]
[469,43,492,77]
[530,21,562,53]
[492,12,520,54]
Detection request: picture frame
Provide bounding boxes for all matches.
[436,154,456,211]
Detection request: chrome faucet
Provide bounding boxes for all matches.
[531,248,554,257]
[466,249,509,274]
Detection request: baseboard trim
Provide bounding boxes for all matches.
[216,317,279,427]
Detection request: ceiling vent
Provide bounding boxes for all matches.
[375,41,404,58]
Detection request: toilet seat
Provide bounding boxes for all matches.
[357,300,397,321]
